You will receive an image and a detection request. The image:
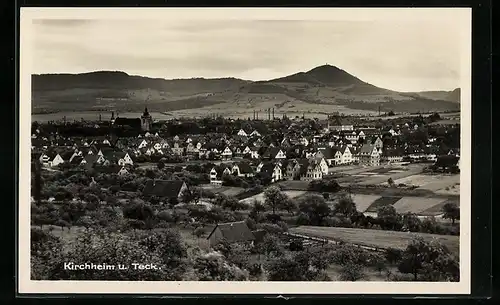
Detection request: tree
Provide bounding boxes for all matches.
[122,201,154,221]
[265,252,323,281]
[42,228,179,281]
[397,237,459,281]
[339,262,365,281]
[180,187,201,205]
[193,252,249,281]
[442,203,460,225]
[157,160,165,170]
[193,227,205,238]
[221,196,247,211]
[377,205,402,230]
[251,200,266,216]
[32,161,43,205]
[298,194,331,226]
[387,178,395,187]
[402,212,422,232]
[333,195,357,217]
[264,186,290,215]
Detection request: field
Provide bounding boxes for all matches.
[392,197,450,214]
[365,196,403,213]
[289,226,459,255]
[240,190,307,204]
[350,194,383,212]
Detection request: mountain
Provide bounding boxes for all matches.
[408,88,460,103]
[31,65,460,116]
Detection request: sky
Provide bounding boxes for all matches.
[29,14,465,92]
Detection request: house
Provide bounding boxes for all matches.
[327,115,354,131]
[207,221,255,248]
[370,136,384,150]
[339,145,353,165]
[142,179,188,200]
[209,165,233,185]
[250,130,261,137]
[262,147,286,160]
[299,159,324,181]
[382,148,404,163]
[94,165,130,176]
[40,151,65,167]
[100,151,134,166]
[171,142,184,156]
[221,146,233,160]
[315,147,341,166]
[257,162,283,182]
[359,144,381,166]
[237,129,249,137]
[232,162,255,178]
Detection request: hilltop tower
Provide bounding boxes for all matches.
[141,106,152,131]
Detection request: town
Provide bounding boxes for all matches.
[31,108,461,282]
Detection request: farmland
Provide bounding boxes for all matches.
[289,226,459,255]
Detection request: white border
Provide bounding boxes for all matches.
[18,7,472,295]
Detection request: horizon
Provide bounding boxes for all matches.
[29,13,464,92]
[31,64,460,93]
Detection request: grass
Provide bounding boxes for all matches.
[392,197,449,214]
[419,198,459,216]
[365,196,402,213]
[350,194,382,213]
[289,226,459,255]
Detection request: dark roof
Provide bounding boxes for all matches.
[114,117,141,128]
[70,156,84,164]
[359,144,377,155]
[263,147,283,158]
[60,151,75,161]
[236,162,254,174]
[142,179,186,198]
[251,229,267,243]
[260,162,278,174]
[317,147,338,159]
[207,221,255,243]
[94,165,127,174]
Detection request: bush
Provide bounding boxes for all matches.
[157,210,176,223]
[193,227,205,238]
[245,218,257,231]
[289,239,304,252]
[248,263,263,277]
[256,223,284,234]
[339,262,365,281]
[385,247,403,264]
[276,221,288,232]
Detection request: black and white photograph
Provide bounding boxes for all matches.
[19,8,471,294]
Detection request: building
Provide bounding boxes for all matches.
[359,144,381,166]
[142,179,187,200]
[327,115,354,131]
[207,221,255,248]
[140,107,153,131]
[209,165,232,185]
[232,162,255,178]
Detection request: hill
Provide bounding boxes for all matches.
[31,65,460,117]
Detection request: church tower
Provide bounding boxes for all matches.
[141,106,152,131]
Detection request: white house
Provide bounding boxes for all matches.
[237,129,248,137]
[250,130,261,137]
[221,146,233,160]
[340,145,353,164]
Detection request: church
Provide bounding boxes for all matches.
[110,106,152,131]
[140,107,153,131]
